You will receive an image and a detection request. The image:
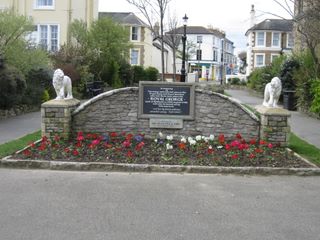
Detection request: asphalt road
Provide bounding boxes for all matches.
[0,169,319,240]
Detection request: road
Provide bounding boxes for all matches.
[0,169,319,240]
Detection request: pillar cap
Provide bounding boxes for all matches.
[255,105,291,116]
[41,98,80,108]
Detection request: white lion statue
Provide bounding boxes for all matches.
[263,77,282,108]
[52,69,73,100]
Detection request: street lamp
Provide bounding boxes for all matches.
[180,14,188,82]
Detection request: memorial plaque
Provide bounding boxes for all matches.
[138,82,195,120]
[150,118,183,129]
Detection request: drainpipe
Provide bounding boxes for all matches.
[67,0,72,46]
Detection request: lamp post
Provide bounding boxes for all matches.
[181,14,188,82]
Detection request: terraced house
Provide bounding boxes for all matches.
[0,0,99,51]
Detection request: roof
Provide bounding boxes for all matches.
[168,26,225,36]
[98,12,147,26]
[246,19,293,35]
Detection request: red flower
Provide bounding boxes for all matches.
[122,140,131,148]
[23,149,31,156]
[238,144,249,151]
[218,134,225,144]
[231,154,239,159]
[259,140,267,145]
[207,147,214,154]
[249,153,256,159]
[77,132,84,141]
[231,140,240,147]
[110,132,118,138]
[267,143,273,149]
[91,139,100,146]
[249,139,256,145]
[126,151,134,158]
[255,148,263,153]
[54,135,60,142]
[41,136,48,143]
[105,143,113,149]
[64,147,70,153]
[178,142,186,150]
[75,141,82,148]
[29,142,36,148]
[38,143,46,151]
[126,134,133,140]
[225,144,231,150]
[72,150,79,156]
[236,133,242,139]
[135,142,145,151]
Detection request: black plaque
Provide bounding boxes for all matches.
[139,82,195,120]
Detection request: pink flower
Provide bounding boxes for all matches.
[72,150,79,156]
[225,144,231,150]
[267,143,273,149]
[122,140,131,148]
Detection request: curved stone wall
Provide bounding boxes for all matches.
[72,87,260,140]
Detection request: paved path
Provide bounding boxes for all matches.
[0,111,41,144]
[0,169,319,240]
[226,89,320,149]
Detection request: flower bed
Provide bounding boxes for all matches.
[10,132,312,168]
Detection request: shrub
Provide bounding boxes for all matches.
[310,78,320,114]
[132,65,145,83]
[145,67,159,81]
[279,59,300,90]
[0,64,26,109]
[230,77,241,85]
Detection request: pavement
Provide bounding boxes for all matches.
[0,169,319,240]
[0,111,41,144]
[225,89,320,149]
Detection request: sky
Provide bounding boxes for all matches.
[99,0,294,54]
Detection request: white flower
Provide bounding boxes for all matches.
[209,134,215,141]
[188,137,193,143]
[208,145,213,150]
[166,135,173,141]
[195,135,202,141]
[189,139,197,146]
[217,145,223,149]
[154,139,158,143]
[158,132,163,138]
[181,137,187,143]
[204,137,209,143]
[166,143,173,150]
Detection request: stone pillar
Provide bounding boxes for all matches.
[256,106,291,147]
[41,99,80,139]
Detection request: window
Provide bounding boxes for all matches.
[131,26,139,41]
[30,24,59,52]
[287,32,294,48]
[130,49,139,65]
[213,49,218,62]
[271,54,280,63]
[197,36,203,44]
[272,32,280,47]
[255,54,265,67]
[35,0,54,9]
[196,49,202,60]
[256,32,265,46]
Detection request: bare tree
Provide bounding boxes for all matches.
[166,14,181,81]
[126,0,171,81]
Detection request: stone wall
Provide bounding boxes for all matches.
[72,87,260,140]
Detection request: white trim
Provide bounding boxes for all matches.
[130,26,140,42]
[252,46,282,51]
[34,0,55,10]
[255,31,266,47]
[254,53,265,67]
[34,23,60,52]
[130,48,140,65]
[287,32,294,48]
[271,32,281,47]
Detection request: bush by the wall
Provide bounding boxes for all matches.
[0,64,26,109]
[145,67,159,81]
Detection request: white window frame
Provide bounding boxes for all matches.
[272,32,281,47]
[256,32,266,47]
[197,35,203,44]
[254,53,265,67]
[287,32,294,48]
[30,24,60,52]
[271,53,280,63]
[130,48,140,65]
[34,0,55,10]
[131,26,140,42]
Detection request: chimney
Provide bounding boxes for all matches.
[153,22,160,37]
[250,4,256,28]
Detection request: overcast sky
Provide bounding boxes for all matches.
[99,0,294,54]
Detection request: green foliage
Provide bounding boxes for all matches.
[279,59,300,90]
[144,67,159,81]
[42,90,50,103]
[133,65,146,83]
[0,64,26,109]
[310,78,320,114]
[230,77,241,85]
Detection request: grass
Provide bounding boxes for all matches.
[0,130,41,159]
[289,133,320,166]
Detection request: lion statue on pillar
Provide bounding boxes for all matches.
[52,69,73,100]
[263,77,282,108]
